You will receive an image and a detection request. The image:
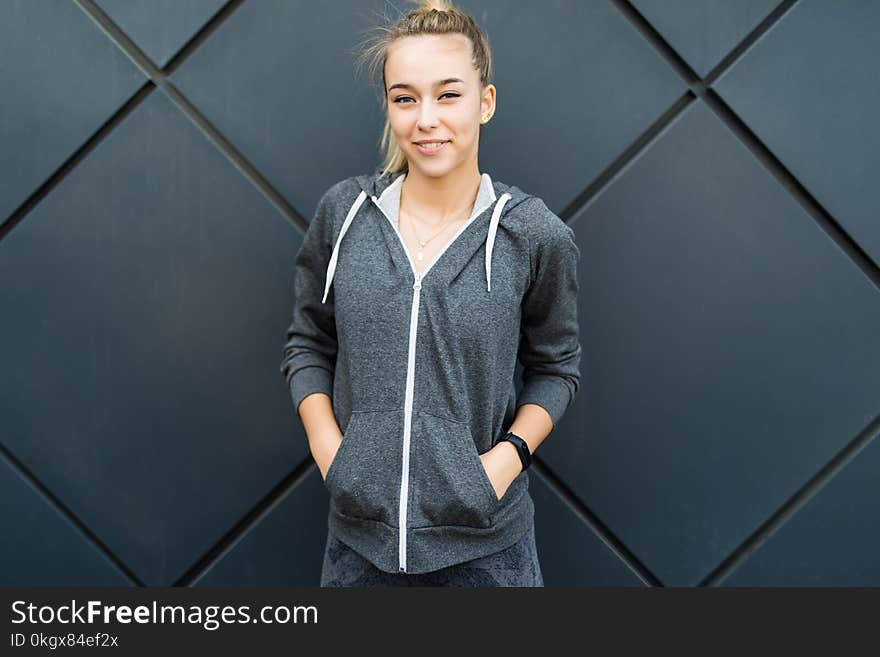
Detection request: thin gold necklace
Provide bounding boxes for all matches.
[401,203,473,262]
[398,184,474,262]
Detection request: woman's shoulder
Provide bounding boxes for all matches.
[318,175,365,207]
[499,187,575,249]
[308,176,372,232]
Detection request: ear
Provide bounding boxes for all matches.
[481,84,497,122]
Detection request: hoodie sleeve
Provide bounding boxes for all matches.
[516,202,582,428]
[279,185,339,416]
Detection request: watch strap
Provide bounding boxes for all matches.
[494,431,532,471]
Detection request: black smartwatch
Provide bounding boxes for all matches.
[494,431,532,472]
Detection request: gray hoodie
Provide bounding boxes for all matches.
[280,167,581,574]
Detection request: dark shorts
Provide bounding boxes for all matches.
[320,522,544,587]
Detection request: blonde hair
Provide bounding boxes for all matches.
[354,0,494,177]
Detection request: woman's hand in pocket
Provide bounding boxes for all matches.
[480,442,523,501]
[297,393,343,482]
[318,434,343,482]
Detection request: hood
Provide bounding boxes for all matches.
[321,167,535,303]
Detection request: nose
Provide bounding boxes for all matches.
[416,101,440,131]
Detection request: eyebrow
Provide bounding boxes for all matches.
[387,78,465,93]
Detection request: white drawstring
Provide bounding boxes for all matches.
[322,189,367,303]
[484,193,512,292]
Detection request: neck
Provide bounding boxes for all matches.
[400,159,482,227]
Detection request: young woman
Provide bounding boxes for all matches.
[280,0,581,586]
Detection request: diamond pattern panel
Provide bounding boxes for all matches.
[723,434,880,587]
[0,90,308,585]
[542,100,880,585]
[0,459,130,586]
[0,0,145,226]
[170,0,389,217]
[196,470,330,587]
[715,0,880,268]
[96,0,228,68]
[531,475,647,587]
[632,0,780,76]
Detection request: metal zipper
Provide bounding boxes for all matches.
[399,269,421,572]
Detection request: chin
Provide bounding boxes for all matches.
[417,164,456,179]
[410,154,461,175]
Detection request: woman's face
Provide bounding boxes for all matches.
[384,33,495,178]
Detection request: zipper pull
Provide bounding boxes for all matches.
[413,272,422,291]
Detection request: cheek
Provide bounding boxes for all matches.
[449,115,478,141]
[388,110,413,133]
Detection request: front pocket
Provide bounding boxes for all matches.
[324,409,403,528]
[411,410,500,529]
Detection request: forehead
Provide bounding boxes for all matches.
[385,34,476,84]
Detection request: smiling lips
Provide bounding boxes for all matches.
[414,140,449,155]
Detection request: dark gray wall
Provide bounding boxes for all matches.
[2,0,878,587]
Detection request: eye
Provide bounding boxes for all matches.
[392,92,461,104]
